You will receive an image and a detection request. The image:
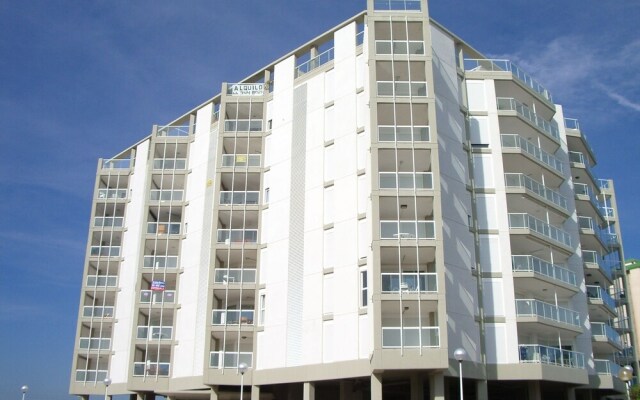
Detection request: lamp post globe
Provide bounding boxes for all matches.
[453,348,467,400]
[20,385,28,400]
[103,377,112,400]
[238,362,248,400]
[618,365,633,400]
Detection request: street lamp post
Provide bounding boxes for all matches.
[20,385,28,400]
[454,348,467,400]
[238,362,248,400]
[618,365,633,400]
[103,378,112,400]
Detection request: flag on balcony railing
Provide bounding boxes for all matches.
[151,280,166,291]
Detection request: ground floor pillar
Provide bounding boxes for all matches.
[371,373,383,400]
[527,381,542,400]
[303,381,315,400]
[209,386,219,400]
[410,373,424,400]
[429,373,445,400]
[476,379,488,400]
[251,385,260,400]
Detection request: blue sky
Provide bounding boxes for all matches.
[0,1,638,399]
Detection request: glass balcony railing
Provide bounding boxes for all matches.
[295,47,334,78]
[220,191,260,205]
[595,359,621,377]
[157,125,189,137]
[150,189,184,202]
[133,362,170,376]
[599,179,612,190]
[496,98,560,141]
[381,326,439,348]
[504,173,567,211]
[224,119,263,133]
[380,221,436,240]
[515,299,581,328]
[102,159,131,169]
[463,59,553,103]
[511,255,577,287]
[592,322,622,347]
[221,154,261,168]
[586,285,616,313]
[356,30,365,46]
[381,272,437,293]
[213,268,257,284]
[374,0,421,11]
[210,351,253,369]
[500,134,564,174]
[97,188,127,200]
[564,118,596,156]
[86,275,118,287]
[614,318,632,331]
[94,216,124,228]
[147,222,181,235]
[582,250,612,281]
[217,229,258,244]
[90,246,121,257]
[508,213,571,247]
[375,40,425,55]
[574,183,603,215]
[600,206,615,218]
[377,81,428,97]
[378,125,430,142]
[82,306,114,318]
[379,172,433,190]
[140,290,176,304]
[136,326,173,340]
[143,255,178,269]
[212,310,255,325]
[153,158,187,170]
[578,216,612,247]
[75,369,108,382]
[79,337,111,350]
[519,344,584,369]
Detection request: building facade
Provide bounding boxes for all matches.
[70,1,637,399]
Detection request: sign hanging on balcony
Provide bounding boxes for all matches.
[151,280,166,291]
[228,83,264,96]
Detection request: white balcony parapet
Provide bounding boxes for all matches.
[212,310,255,325]
[86,275,118,287]
[496,98,560,141]
[378,125,430,142]
[375,40,425,55]
[381,326,439,348]
[591,322,622,347]
[508,213,571,247]
[94,216,124,228]
[380,220,435,240]
[153,158,187,170]
[97,188,127,200]
[377,81,428,97]
[220,191,260,205]
[90,246,121,257]
[150,189,184,202]
[519,344,584,369]
[511,255,576,287]
[143,255,178,269]
[504,173,567,211]
[515,299,581,328]
[295,47,334,78]
[133,362,170,376]
[464,59,553,103]
[586,285,617,313]
[210,351,253,369]
[594,359,621,377]
[381,272,437,293]
[217,229,258,244]
[379,172,433,190]
[500,134,563,174]
[214,268,257,284]
[140,290,176,304]
[75,369,108,382]
[157,125,189,137]
[79,337,111,350]
[136,326,173,340]
[221,154,261,168]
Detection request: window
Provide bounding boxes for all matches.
[258,292,266,325]
[360,269,368,307]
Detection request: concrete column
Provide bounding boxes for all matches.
[79,395,89,400]
[136,393,145,400]
[566,387,576,400]
[340,380,353,400]
[251,385,261,400]
[303,382,315,400]
[410,373,424,400]
[527,381,542,400]
[371,373,383,400]
[209,386,219,400]
[128,394,136,400]
[429,373,445,400]
[476,379,489,400]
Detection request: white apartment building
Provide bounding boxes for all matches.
[70,1,637,399]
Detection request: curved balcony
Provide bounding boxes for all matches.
[582,250,612,285]
[592,322,623,352]
[512,255,577,296]
[586,285,617,318]
[500,134,564,186]
[504,173,567,213]
[519,344,584,369]
[515,299,581,334]
[508,213,571,250]
[496,98,559,142]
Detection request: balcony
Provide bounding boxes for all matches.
[90,246,121,257]
[574,183,604,220]
[504,173,567,211]
[213,268,257,284]
[75,369,108,382]
[217,229,258,244]
[512,255,577,287]
[220,191,260,205]
[147,222,181,235]
[564,118,596,161]
[133,362,170,377]
[78,337,111,350]
[102,159,131,170]
[592,322,623,349]
[212,310,254,325]
[381,272,437,293]
[157,125,189,137]
[380,221,435,240]
[143,255,178,269]
[97,188,127,200]
[82,306,114,318]
[378,125,430,143]
[613,318,632,333]
[582,250,612,284]
[500,134,564,175]
[496,98,560,141]
[153,158,187,170]
[140,290,176,304]
[377,81,428,97]
[515,299,581,329]
[224,119,263,133]
[463,59,553,104]
[594,359,621,377]
[586,285,617,315]
[150,189,184,202]
[221,154,261,168]
[578,216,608,249]
[379,172,433,190]
[508,213,571,248]
[86,275,118,288]
[375,40,425,55]
[519,344,584,369]
[210,351,253,369]
[137,326,173,340]
[94,217,124,228]
[381,326,440,348]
